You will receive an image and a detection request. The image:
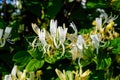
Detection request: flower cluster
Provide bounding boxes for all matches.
[31,10,119,60]
[55,66,91,80]
[4,65,42,80]
[31,20,68,56]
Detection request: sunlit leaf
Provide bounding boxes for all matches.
[26,59,44,72]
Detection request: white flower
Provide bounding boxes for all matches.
[11,65,17,79]
[50,19,57,38]
[38,28,47,45]
[90,34,100,48]
[4,74,12,80]
[90,34,101,54]
[0,27,12,47]
[32,23,47,52]
[50,19,58,48]
[81,0,86,8]
[70,22,77,35]
[58,27,68,56]
[58,27,68,44]
[95,17,102,30]
[97,9,118,25]
[4,27,12,39]
[70,35,86,61]
[76,35,87,50]
[39,28,47,53]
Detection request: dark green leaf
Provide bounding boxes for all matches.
[13,51,32,70]
[45,0,63,18]
[28,47,43,60]
[95,54,112,70]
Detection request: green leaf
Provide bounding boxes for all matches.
[26,59,44,72]
[95,54,112,70]
[45,55,56,64]
[109,38,120,54]
[111,0,120,11]
[112,48,120,54]
[13,51,32,70]
[45,0,63,18]
[28,47,43,60]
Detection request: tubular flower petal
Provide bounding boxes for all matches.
[76,35,87,50]
[50,19,57,38]
[58,27,68,44]
[90,34,100,48]
[50,19,58,48]
[11,65,17,79]
[4,74,12,80]
[70,22,77,35]
[90,34,101,54]
[39,29,47,53]
[95,17,102,31]
[4,27,12,39]
[0,27,12,47]
[58,27,68,56]
[31,23,41,35]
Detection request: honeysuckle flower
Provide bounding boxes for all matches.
[76,35,87,50]
[67,22,78,44]
[73,66,91,80]
[0,29,5,47]
[17,70,23,79]
[58,27,68,44]
[95,17,102,31]
[0,27,12,47]
[70,35,87,61]
[11,65,17,79]
[50,19,59,48]
[20,70,27,80]
[4,74,12,80]
[4,27,12,39]
[81,0,86,8]
[32,23,47,52]
[50,19,57,38]
[38,29,47,44]
[58,27,68,56]
[39,28,47,53]
[90,34,101,54]
[55,68,66,80]
[29,72,35,80]
[36,70,43,80]
[70,45,80,61]
[32,23,41,36]
[97,9,118,25]
[70,22,77,35]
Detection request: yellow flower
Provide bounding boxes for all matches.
[105,21,114,32]
[55,68,66,80]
